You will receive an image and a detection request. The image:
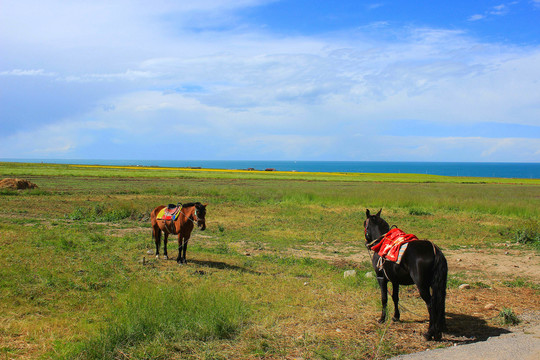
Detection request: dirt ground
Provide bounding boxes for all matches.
[239,240,540,284]
[226,237,540,357]
[447,247,540,281]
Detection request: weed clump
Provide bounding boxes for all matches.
[498,307,520,325]
[408,208,432,216]
[514,220,540,249]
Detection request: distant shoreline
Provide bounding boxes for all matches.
[1,159,539,179]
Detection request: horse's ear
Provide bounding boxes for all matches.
[203,203,208,207]
[366,209,371,218]
[376,209,382,217]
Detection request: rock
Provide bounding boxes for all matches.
[459,283,471,290]
[485,303,496,310]
[365,271,374,278]
[344,270,356,278]
[456,258,462,262]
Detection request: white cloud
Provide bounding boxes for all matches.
[468,14,485,21]
[350,135,540,162]
[0,69,56,76]
[1,2,539,161]
[468,2,519,21]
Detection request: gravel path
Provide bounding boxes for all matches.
[390,312,540,360]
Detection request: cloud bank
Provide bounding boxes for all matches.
[1,0,539,161]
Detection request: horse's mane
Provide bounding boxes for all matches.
[377,217,390,233]
[182,202,203,208]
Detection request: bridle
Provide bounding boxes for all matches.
[364,217,395,250]
[180,206,205,226]
[364,217,382,249]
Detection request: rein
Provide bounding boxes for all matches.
[178,206,198,225]
[365,234,385,250]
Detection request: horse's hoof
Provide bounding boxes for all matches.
[378,318,386,324]
[423,330,440,341]
[163,255,168,260]
[392,317,400,322]
[155,254,159,259]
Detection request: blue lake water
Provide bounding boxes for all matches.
[3,159,539,179]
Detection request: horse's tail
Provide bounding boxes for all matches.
[431,246,447,334]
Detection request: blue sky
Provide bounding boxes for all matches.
[1,0,539,162]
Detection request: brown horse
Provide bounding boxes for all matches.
[150,202,207,264]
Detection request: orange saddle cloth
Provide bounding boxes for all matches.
[371,228,419,264]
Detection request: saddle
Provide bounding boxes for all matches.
[158,203,182,221]
[371,228,419,265]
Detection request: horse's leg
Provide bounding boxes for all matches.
[176,235,184,264]
[163,232,169,260]
[431,249,448,340]
[417,285,435,340]
[391,282,400,321]
[377,276,389,323]
[181,236,190,264]
[154,226,161,258]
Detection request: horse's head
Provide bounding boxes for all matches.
[363,209,390,245]
[194,203,207,231]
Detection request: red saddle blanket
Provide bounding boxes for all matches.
[371,228,419,264]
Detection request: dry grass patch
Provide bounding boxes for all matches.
[0,178,38,190]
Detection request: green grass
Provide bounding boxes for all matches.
[1,162,539,359]
[66,203,143,222]
[57,283,248,360]
[2,161,539,184]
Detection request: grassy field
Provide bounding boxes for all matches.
[0,162,539,359]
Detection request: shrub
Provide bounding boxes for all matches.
[515,229,539,245]
[66,207,85,220]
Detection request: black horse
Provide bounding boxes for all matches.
[364,209,447,340]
